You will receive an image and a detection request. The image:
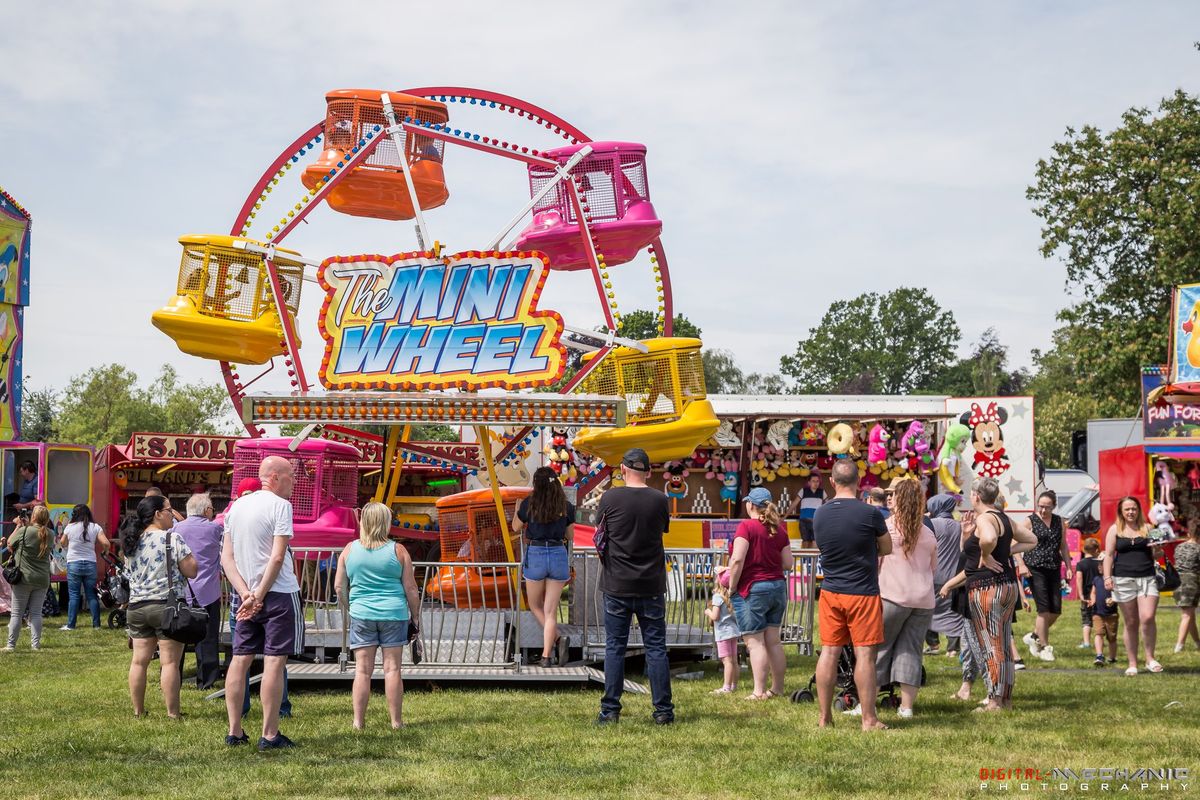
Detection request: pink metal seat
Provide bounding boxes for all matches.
[513,141,662,272]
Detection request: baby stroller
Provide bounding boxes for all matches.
[98,550,129,629]
[791,644,922,710]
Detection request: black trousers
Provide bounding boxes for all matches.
[178,600,223,689]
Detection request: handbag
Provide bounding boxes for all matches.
[592,510,609,559]
[408,619,424,665]
[2,552,21,586]
[160,534,210,645]
[1156,561,1182,593]
[950,585,970,618]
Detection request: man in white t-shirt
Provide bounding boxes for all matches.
[220,456,302,750]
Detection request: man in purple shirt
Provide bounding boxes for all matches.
[174,492,225,689]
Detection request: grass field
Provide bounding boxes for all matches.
[0,610,1196,799]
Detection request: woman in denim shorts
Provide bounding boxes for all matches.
[335,503,420,729]
[727,487,793,699]
[512,467,575,666]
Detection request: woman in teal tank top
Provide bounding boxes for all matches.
[335,502,420,729]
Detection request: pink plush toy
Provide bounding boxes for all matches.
[899,420,926,459]
[1156,462,1177,503]
[868,424,890,466]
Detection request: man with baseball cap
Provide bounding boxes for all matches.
[595,447,674,725]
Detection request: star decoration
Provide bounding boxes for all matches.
[1005,476,1024,495]
[1017,494,1031,507]
[1011,401,1028,419]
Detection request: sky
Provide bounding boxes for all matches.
[3,0,1199,407]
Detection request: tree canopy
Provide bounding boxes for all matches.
[780,287,961,394]
[53,364,233,447]
[1026,87,1200,464]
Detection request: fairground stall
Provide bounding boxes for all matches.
[153,86,792,691]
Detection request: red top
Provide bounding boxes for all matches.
[732,519,790,598]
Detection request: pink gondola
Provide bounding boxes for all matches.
[512,141,662,272]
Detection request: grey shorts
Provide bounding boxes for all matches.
[127,601,169,639]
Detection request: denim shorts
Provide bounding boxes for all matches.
[730,579,787,634]
[524,543,569,582]
[349,617,410,650]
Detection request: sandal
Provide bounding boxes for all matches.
[1124,666,1138,676]
[1146,661,1163,673]
[744,693,769,701]
[764,690,783,699]
[711,686,734,695]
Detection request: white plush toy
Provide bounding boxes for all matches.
[1148,502,1176,542]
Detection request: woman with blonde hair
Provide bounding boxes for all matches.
[727,486,793,699]
[872,479,937,719]
[4,505,54,651]
[1103,496,1163,675]
[335,502,420,729]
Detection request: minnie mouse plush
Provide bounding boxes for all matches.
[960,402,1010,479]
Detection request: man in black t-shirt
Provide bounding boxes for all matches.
[812,460,892,731]
[596,447,673,726]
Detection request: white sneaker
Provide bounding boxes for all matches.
[1,646,13,653]
[897,707,914,719]
[1022,632,1041,655]
[1077,641,1090,649]
[59,625,74,631]
[1014,659,1027,671]
[1037,645,1055,662]
[842,704,863,716]
[1175,643,1185,654]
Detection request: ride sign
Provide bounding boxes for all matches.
[318,250,566,391]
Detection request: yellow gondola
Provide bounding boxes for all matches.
[572,337,719,465]
[151,235,304,364]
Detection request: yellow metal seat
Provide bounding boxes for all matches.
[151,235,304,364]
[572,337,719,465]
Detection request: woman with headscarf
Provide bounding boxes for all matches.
[927,494,977,701]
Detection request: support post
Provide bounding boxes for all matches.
[380,92,433,252]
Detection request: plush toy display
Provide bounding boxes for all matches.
[1189,464,1200,491]
[937,422,972,494]
[766,420,792,452]
[687,449,710,474]
[1149,501,1176,542]
[706,449,739,481]
[1155,462,1177,505]
[664,461,690,500]
[898,421,925,459]
[867,424,890,466]
[544,427,576,485]
[713,420,741,447]
[789,421,825,448]
[827,423,856,456]
[719,471,739,503]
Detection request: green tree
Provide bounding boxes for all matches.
[57,364,233,447]
[1026,88,1200,416]
[19,380,58,443]
[932,328,1030,396]
[780,288,961,394]
[614,310,701,340]
[701,349,744,394]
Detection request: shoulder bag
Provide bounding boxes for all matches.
[161,533,210,644]
[1156,560,1182,593]
[592,510,609,560]
[2,529,23,585]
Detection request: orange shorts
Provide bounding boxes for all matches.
[819,590,884,647]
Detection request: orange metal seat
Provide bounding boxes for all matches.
[302,89,450,220]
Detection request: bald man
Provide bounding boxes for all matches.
[220,456,301,750]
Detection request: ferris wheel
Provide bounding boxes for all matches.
[151,87,716,477]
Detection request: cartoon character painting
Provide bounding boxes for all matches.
[960,401,1010,479]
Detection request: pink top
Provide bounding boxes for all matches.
[877,518,938,609]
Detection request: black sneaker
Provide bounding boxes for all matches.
[257,733,295,751]
[652,713,675,726]
[1093,655,1106,668]
[595,712,620,726]
[224,733,250,746]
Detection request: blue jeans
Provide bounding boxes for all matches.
[66,560,100,629]
[601,594,673,718]
[229,602,292,717]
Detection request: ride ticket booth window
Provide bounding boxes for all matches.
[46,448,92,508]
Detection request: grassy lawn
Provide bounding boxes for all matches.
[0,610,1196,799]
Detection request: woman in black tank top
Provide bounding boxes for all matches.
[1102,496,1164,675]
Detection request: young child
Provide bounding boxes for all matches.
[704,567,740,694]
[1089,572,1119,667]
[1074,538,1103,649]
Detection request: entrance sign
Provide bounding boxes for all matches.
[318,251,565,391]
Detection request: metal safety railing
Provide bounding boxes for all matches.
[217,544,819,671]
[567,547,818,657]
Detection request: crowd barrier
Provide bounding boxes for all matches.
[217,545,819,670]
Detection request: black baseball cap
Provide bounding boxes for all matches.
[621,448,650,472]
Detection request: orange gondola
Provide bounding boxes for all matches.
[425,487,529,609]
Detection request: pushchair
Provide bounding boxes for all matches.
[98,550,129,629]
[791,644,923,710]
